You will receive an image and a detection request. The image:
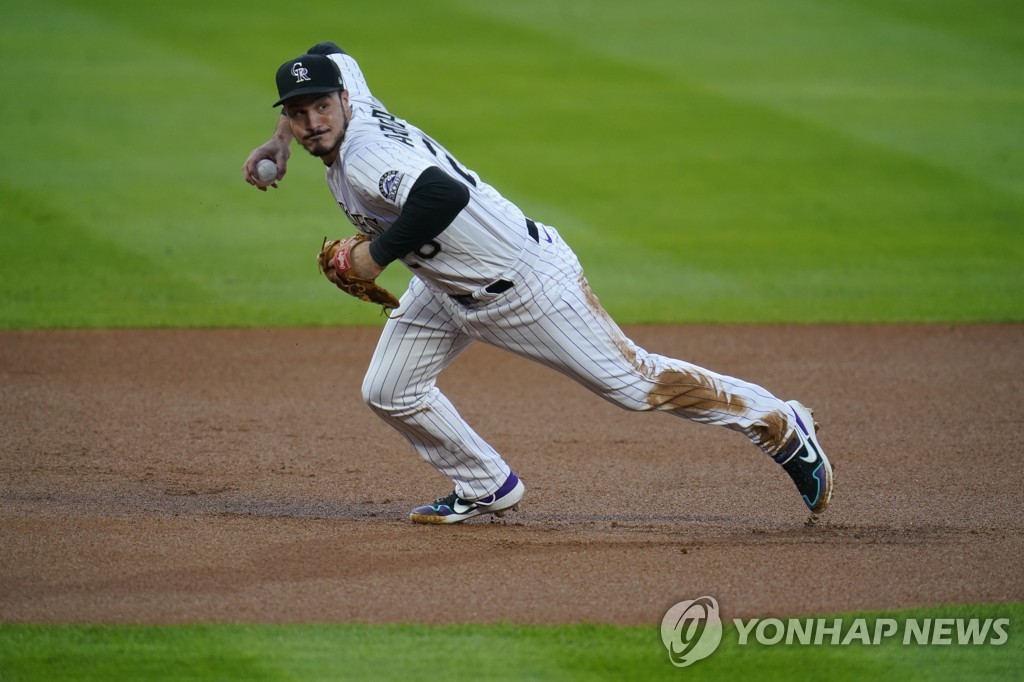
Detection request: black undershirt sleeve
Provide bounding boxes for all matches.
[369,166,470,266]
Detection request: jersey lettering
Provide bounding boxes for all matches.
[337,202,381,234]
[372,109,414,148]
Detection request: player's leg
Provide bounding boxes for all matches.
[463,228,791,451]
[460,225,832,512]
[361,278,515,502]
[563,275,795,455]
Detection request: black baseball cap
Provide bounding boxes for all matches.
[273,53,345,107]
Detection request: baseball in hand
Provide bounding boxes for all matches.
[255,159,278,184]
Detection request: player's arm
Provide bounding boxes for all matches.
[242,115,293,190]
[368,167,470,267]
[346,166,469,278]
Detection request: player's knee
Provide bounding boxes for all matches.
[360,375,390,412]
[361,374,423,415]
[599,386,656,412]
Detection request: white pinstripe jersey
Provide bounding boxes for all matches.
[323,53,531,295]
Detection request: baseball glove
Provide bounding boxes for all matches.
[317,235,401,315]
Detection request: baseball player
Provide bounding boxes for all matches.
[243,42,834,524]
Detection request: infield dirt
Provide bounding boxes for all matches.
[1,325,1021,624]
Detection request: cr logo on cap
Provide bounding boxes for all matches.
[291,62,311,83]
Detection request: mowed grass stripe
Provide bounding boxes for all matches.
[1,1,1021,326]
[0,603,1020,681]
[464,0,1024,195]
[459,0,1024,321]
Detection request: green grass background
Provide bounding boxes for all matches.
[1,0,1022,326]
[2,0,1022,679]
[1,604,1020,681]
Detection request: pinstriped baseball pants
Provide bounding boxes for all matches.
[361,225,795,500]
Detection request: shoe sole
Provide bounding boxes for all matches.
[787,400,834,514]
[409,480,525,525]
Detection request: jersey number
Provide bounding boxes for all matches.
[420,135,477,188]
[410,134,475,262]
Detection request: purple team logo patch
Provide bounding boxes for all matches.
[290,62,311,83]
[379,170,404,202]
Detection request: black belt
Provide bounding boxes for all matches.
[526,219,539,243]
[451,220,539,305]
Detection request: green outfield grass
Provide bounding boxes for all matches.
[1,0,1022,327]
[1,603,1020,681]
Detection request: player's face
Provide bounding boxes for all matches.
[284,91,351,165]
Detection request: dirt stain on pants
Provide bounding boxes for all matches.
[578,274,789,454]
